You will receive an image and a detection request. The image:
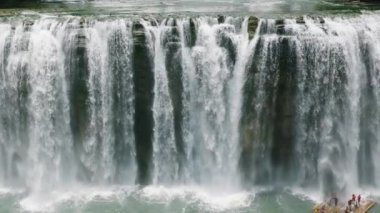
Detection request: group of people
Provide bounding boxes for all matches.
[315,193,363,213]
[319,193,362,212]
[344,194,361,213]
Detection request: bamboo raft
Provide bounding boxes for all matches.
[313,199,376,213]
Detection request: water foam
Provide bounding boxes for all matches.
[16,185,253,212]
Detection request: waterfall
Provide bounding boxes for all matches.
[179,17,252,189]
[240,14,380,196]
[146,19,180,184]
[1,13,380,202]
[0,19,75,192]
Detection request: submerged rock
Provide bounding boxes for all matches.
[218,15,225,24]
[23,19,34,31]
[275,19,286,34]
[319,17,326,24]
[296,16,305,24]
[275,19,285,26]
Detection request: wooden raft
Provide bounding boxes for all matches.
[312,200,376,213]
[355,200,376,213]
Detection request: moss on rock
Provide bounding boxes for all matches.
[248,16,259,40]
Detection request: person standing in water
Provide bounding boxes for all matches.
[332,193,338,207]
[328,192,338,207]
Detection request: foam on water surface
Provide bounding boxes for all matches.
[13,185,252,212]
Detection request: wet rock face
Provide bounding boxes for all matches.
[66,25,91,182]
[185,18,197,48]
[216,27,237,68]
[357,45,377,186]
[163,19,181,47]
[67,36,89,139]
[75,33,87,48]
[132,22,155,185]
[270,37,298,182]
[248,16,259,40]
[218,15,225,24]
[239,37,275,185]
[296,16,305,24]
[275,19,285,35]
[22,19,34,31]
[162,19,186,176]
[239,33,299,185]
[133,22,146,46]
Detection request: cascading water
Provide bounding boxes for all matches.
[240,14,380,197]
[179,17,252,189]
[1,13,380,212]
